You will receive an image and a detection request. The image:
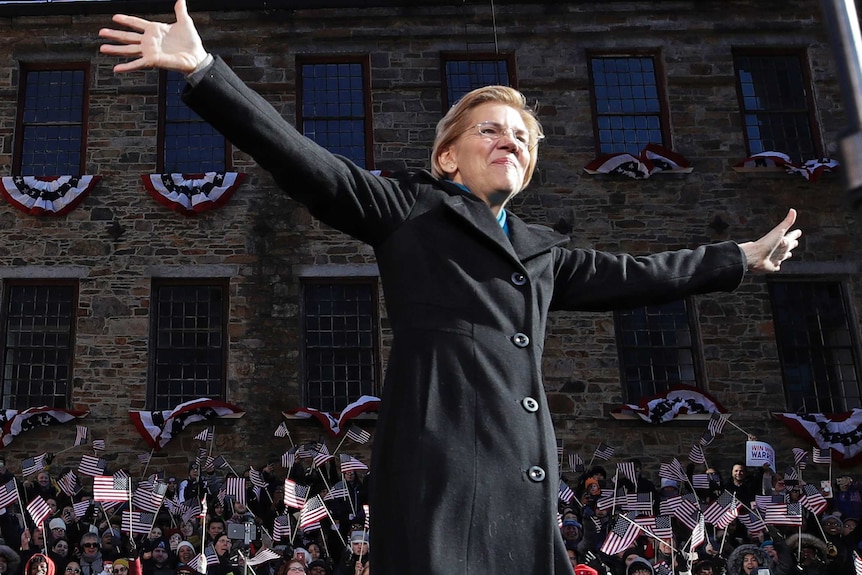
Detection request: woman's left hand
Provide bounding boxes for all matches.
[739,208,802,273]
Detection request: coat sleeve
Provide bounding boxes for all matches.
[181,56,416,247]
[549,240,747,311]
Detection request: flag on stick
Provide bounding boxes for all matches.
[22,453,48,476]
[74,425,89,447]
[345,425,371,444]
[283,479,309,509]
[299,496,328,529]
[594,443,615,461]
[600,514,639,555]
[0,480,17,509]
[94,475,130,502]
[27,496,52,526]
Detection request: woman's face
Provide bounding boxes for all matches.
[437,102,531,206]
[308,544,320,559]
[53,540,69,556]
[64,563,81,575]
[0,556,7,573]
[148,527,162,540]
[181,521,194,536]
[28,558,47,575]
[215,535,231,555]
[742,553,760,574]
[178,546,194,564]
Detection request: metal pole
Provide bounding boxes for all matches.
[821,0,862,206]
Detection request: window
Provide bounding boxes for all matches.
[15,64,88,176]
[297,57,372,168]
[159,70,226,173]
[615,299,702,402]
[302,280,379,412]
[0,282,76,409]
[150,280,227,410]
[769,280,861,413]
[588,53,669,155]
[441,53,516,109]
[734,51,820,163]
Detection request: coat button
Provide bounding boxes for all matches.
[512,333,530,347]
[511,272,527,286]
[522,397,539,412]
[527,466,546,482]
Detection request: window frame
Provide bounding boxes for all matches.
[157,69,231,173]
[732,47,823,163]
[613,297,707,404]
[767,276,862,413]
[0,279,78,410]
[295,55,374,169]
[299,277,381,412]
[587,49,672,156]
[14,62,90,176]
[147,278,229,410]
[440,52,518,110]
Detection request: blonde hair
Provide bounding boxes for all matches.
[431,85,543,191]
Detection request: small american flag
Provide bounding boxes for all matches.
[225,477,246,506]
[281,448,296,469]
[194,427,213,442]
[339,454,369,473]
[854,551,862,575]
[273,422,290,438]
[785,466,799,481]
[181,500,202,523]
[78,455,107,477]
[699,430,716,446]
[764,501,802,526]
[622,492,653,513]
[249,467,268,489]
[558,482,575,504]
[299,495,328,529]
[72,500,90,519]
[707,412,728,435]
[557,439,564,457]
[692,473,711,490]
[74,425,89,447]
[132,483,167,513]
[58,470,78,497]
[272,515,291,541]
[600,514,639,555]
[593,442,615,461]
[755,494,786,510]
[245,548,281,566]
[569,453,585,473]
[0,479,17,509]
[689,444,707,465]
[22,453,48,476]
[94,475,130,502]
[296,443,319,459]
[703,491,739,527]
[812,447,832,464]
[690,515,705,553]
[324,481,349,501]
[92,439,106,452]
[658,459,687,483]
[211,455,228,469]
[799,483,828,515]
[346,425,371,444]
[792,447,808,469]
[137,453,151,466]
[283,479,310,509]
[738,511,767,534]
[121,510,156,534]
[634,515,672,540]
[313,445,334,468]
[363,503,370,530]
[617,462,637,485]
[27,496,52,526]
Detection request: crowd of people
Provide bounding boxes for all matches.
[0,450,372,575]
[559,455,862,575]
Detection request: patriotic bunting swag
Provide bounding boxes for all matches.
[775,410,862,465]
[584,144,692,179]
[0,406,89,447]
[129,398,245,450]
[612,384,727,424]
[733,151,839,182]
[285,395,381,437]
[142,172,246,216]
[0,175,100,216]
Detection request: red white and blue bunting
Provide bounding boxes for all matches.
[142,172,246,216]
[612,384,727,424]
[733,151,839,182]
[584,144,693,179]
[774,410,862,466]
[285,395,381,437]
[0,175,100,216]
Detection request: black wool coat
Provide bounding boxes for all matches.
[184,57,747,575]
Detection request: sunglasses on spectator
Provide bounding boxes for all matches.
[112,569,128,573]
[65,569,80,574]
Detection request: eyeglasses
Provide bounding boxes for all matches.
[467,121,542,152]
[65,569,80,573]
[82,543,99,548]
[287,568,305,574]
[112,569,128,573]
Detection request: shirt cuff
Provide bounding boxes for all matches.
[185,53,214,86]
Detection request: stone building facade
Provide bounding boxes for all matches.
[0,0,856,485]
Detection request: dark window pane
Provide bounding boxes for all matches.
[615,300,699,402]
[590,56,664,155]
[303,281,378,412]
[769,281,861,413]
[444,58,511,107]
[734,54,816,163]
[151,282,226,410]
[20,68,85,176]
[1,283,75,409]
[163,71,225,172]
[300,62,367,168]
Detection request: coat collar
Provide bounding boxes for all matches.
[428,175,569,264]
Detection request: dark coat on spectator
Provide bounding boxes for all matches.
[183,56,747,575]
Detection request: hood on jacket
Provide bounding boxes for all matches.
[24,554,55,575]
[626,557,654,575]
[726,543,773,575]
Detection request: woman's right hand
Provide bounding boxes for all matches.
[99,0,208,74]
